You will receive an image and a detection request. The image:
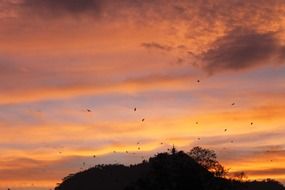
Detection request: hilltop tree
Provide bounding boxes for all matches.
[232,171,248,181]
[169,145,177,155]
[188,146,228,177]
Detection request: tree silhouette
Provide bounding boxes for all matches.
[125,150,215,190]
[170,145,177,155]
[188,146,228,177]
[232,171,248,181]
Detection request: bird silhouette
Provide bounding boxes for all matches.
[251,122,253,125]
[86,109,92,112]
[231,103,235,106]
[134,108,137,111]
[142,118,145,122]
[197,80,200,83]
[224,129,227,132]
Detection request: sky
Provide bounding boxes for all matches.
[0,0,285,189]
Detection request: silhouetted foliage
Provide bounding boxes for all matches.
[232,171,248,181]
[170,145,177,155]
[126,151,215,190]
[55,148,285,190]
[188,146,228,177]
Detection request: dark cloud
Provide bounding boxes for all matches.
[0,56,29,74]
[17,0,158,19]
[141,42,173,51]
[200,29,285,74]
[2,0,283,26]
[20,0,103,17]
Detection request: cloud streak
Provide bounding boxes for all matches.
[141,42,173,51]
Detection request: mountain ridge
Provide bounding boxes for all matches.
[55,149,285,190]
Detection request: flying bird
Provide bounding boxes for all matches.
[231,102,235,106]
[134,108,137,111]
[197,80,200,83]
[224,129,227,132]
[251,122,254,125]
[86,109,92,112]
[142,118,145,122]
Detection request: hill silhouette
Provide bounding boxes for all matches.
[55,147,285,190]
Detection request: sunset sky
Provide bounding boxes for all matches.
[0,0,285,189]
